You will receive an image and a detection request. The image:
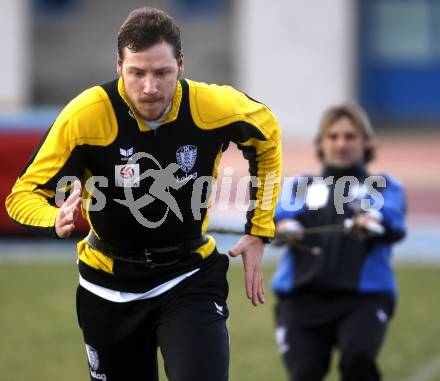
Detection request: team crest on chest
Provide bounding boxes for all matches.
[176,145,197,173]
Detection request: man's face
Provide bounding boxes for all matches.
[117,41,184,121]
[319,116,369,168]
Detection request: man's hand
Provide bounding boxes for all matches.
[229,235,265,306]
[350,213,384,239]
[55,180,82,238]
[273,219,304,246]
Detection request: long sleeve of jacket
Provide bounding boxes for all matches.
[376,175,406,243]
[187,80,282,239]
[5,86,117,236]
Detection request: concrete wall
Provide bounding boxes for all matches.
[0,0,30,109]
[31,0,232,105]
[233,0,356,138]
[22,0,356,141]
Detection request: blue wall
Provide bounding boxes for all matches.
[359,0,440,123]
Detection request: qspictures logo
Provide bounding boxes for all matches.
[114,152,188,227]
[55,152,385,229]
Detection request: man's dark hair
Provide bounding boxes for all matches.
[117,7,182,60]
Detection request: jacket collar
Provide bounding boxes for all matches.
[117,77,183,132]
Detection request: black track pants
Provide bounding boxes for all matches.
[275,293,394,381]
[76,253,230,381]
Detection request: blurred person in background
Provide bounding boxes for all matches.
[5,7,281,381]
[272,103,406,381]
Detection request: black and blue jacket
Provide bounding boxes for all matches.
[271,165,406,298]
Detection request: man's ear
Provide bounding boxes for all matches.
[116,54,123,76]
[177,54,184,78]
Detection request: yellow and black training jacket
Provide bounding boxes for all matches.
[6,78,282,291]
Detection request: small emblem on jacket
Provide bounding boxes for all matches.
[176,145,197,173]
[120,147,134,160]
[115,164,140,187]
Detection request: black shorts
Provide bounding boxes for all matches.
[76,252,230,381]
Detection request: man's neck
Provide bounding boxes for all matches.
[143,102,172,130]
[322,162,368,179]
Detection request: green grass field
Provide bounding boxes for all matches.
[1,262,440,381]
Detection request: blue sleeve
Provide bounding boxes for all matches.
[378,175,406,243]
[274,176,307,222]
